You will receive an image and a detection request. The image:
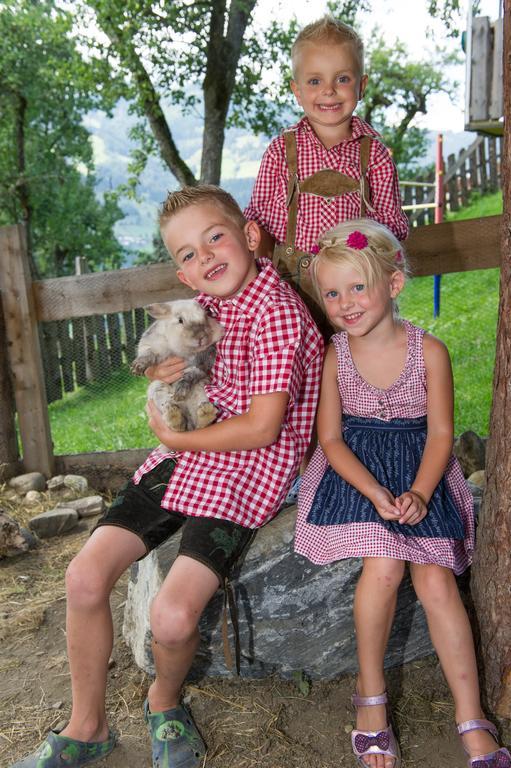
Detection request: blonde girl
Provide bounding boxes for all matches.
[295,219,510,768]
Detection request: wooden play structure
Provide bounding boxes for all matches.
[465,1,504,135]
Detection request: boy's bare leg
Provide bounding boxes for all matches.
[61,526,146,742]
[148,555,221,712]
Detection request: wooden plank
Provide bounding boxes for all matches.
[447,153,459,212]
[458,149,469,206]
[95,315,111,378]
[33,263,193,322]
[57,319,74,392]
[106,312,123,369]
[40,322,62,404]
[0,294,19,467]
[470,17,492,121]
[0,225,54,476]
[84,315,99,381]
[489,17,504,120]
[123,310,136,363]
[479,139,488,193]
[72,317,87,386]
[488,137,499,192]
[405,215,502,277]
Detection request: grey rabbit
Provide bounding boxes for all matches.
[131,300,224,432]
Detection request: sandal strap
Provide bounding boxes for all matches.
[352,691,388,707]
[457,719,499,739]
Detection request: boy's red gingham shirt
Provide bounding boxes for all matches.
[244,116,409,248]
[133,259,324,529]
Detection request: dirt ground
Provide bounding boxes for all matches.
[1,486,509,768]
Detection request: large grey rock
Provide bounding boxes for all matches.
[57,495,104,518]
[123,506,436,681]
[0,511,37,558]
[8,472,46,494]
[29,508,79,538]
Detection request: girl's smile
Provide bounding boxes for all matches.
[316,260,403,338]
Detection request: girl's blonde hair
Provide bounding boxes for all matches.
[310,218,408,303]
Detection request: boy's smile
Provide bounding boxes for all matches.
[161,203,260,300]
[291,41,367,147]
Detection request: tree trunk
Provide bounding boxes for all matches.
[201,0,256,184]
[470,1,511,717]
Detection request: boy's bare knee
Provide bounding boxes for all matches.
[65,553,110,610]
[150,597,198,648]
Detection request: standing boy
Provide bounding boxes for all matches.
[245,15,408,306]
[12,186,324,768]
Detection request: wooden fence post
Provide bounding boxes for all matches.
[0,224,54,476]
[0,292,19,477]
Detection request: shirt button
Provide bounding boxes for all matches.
[285,246,294,255]
[324,197,333,204]
[300,257,311,269]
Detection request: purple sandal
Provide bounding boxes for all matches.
[457,719,511,768]
[351,691,401,767]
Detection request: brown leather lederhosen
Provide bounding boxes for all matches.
[272,131,373,336]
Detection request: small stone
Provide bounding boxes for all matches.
[57,496,104,518]
[47,475,66,491]
[108,657,116,669]
[29,508,79,539]
[25,490,43,503]
[9,472,46,494]
[52,701,63,710]
[54,719,67,732]
[344,724,353,734]
[63,475,89,494]
[467,469,486,489]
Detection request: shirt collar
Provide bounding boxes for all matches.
[197,258,279,316]
[293,114,380,149]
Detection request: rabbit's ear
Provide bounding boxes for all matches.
[145,302,173,319]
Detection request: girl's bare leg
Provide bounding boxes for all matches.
[148,555,221,712]
[354,557,406,768]
[62,526,146,742]
[410,563,499,758]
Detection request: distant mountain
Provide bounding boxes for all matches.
[84,102,478,261]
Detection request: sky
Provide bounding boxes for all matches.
[252,0,502,133]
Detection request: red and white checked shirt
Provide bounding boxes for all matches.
[133,259,324,529]
[244,116,409,249]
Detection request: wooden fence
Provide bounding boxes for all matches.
[403,134,502,226]
[0,215,504,483]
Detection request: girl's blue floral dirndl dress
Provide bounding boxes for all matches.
[295,321,474,575]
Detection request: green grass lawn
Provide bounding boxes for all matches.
[48,191,503,455]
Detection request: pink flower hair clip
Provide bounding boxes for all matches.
[346,230,368,250]
[310,244,320,255]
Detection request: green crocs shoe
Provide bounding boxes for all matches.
[144,700,206,768]
[10,728,117,767]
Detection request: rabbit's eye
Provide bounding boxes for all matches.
[178,317,184,324]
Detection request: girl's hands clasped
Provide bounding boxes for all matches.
[396,489,428,525]
[370,486,402,521]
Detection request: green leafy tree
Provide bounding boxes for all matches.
[0,0,124,277]
[76,0,460,197]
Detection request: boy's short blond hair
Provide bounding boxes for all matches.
[311,218,408,300]
[159,185,246,232]
[291,15,364,78]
